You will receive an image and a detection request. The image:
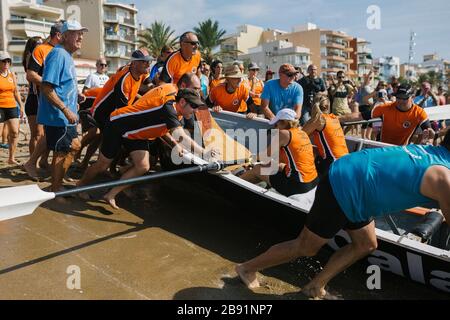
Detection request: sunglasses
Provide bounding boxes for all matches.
[1,59,11,64]
[284,72,297,77]
[184,41,199,46]
[99,63,108,67]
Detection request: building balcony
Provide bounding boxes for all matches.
[8,40,27,53]
[9,3,63,20]
[105,50,132,59]
[323,42,346,50]
[322,55,346,62]
[358,47,372,55]
[7,18,55,36]
[345,58,354,64]
[104,15,137,28]
[343,47,354,52]
[358,57,373,65]
[105,33,137,44]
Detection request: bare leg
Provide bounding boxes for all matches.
[103,150,150,209]
[75,127,97,162]
[240,163,279,185]
[27,115,38,155]
[23,128,47,178]
[77,152,113,187]
[80,130,101,169]
[236,226,328,289]
[50,138,80,192]
[303,221,377,298]
[7,119,20,165]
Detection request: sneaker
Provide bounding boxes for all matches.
[0,143,9,149]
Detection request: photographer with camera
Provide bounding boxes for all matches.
[298,64,326,125]
[329,70,356,116]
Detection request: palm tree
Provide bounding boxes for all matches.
[138,21,178,58]
[194,19,240,64]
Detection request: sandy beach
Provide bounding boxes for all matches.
[0,127,448,300]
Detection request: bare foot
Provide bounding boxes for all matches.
[39,161,50,171]
[22,161,39,181]
[235,264,260,289]
[103,194,120,210]
[302,284,337,300]
[8,159,21,166]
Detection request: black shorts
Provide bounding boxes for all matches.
[269,170,318,197]
[25,94,39,116]
[306,174,372,239]
[79,99,96,132]
[0,107,19,122]
[100,123,155,160]
[44,125,78,153]
[359,105,373,129]
[315,156,333,178]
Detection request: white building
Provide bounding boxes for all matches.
[221,24,264,63]
[356,38,373,77]
[0,0,64,85]
[239,40,311,75]
[375,56,400,81]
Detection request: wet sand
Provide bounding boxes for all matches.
[0,131,449,300]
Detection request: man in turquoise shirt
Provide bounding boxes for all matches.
[260,64,303,121]
[38,20,88,193]
[236,130,450,299]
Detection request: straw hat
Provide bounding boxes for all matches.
[223,65,245,78]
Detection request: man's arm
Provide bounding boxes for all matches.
[170,126,207,158]
[294,103,302,119]
[420,165,450,224]
[260,99,275,120]
[26,70,42,87]
[41,82,78,124]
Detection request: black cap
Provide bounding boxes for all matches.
[131,49,152,62]
[177,89,205,108]
[394,84,414,99]
[50,22,64,36]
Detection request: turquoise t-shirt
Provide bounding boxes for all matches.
[261,79,303,114]
[329,145,450,222]
[38,45,78,127]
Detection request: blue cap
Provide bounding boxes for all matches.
[61,20,89,34]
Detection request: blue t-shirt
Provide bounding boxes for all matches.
[414,95,435,108]
[261,79,303,114]
[200,74,209,98]
[38,45,78,127]
[329,145,450,223]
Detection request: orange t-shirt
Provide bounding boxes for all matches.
[110,83,180,140]
[313,113,349,160]
[160,50,201,85]
[245,77,264,106]
[209,78,224,91]
[28,42,55,95]
[281,128,318,183]
[371,101,428,145]
[0,70,17,108]
[208,83,249,113]
[91,65,146,127]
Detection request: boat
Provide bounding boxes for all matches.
[159,109,450,294]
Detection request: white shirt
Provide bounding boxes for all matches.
[84,72,109,89]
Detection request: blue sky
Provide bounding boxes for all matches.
[110,0,450,63]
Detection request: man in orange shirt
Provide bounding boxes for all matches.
[340,84,434,145]
[160,32,201,85]
[207,65,256,118]
[77,74,214,209]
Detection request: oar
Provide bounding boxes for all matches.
[0,162,223,222]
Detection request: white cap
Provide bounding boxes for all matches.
[61,20,89,34]
[269,108,297,125]
[0,51,11,61]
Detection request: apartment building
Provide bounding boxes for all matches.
[262,24,356,77]
[43,0,139,73]
[0,0,63,84]
[375,56,400,81]
[221,24,264,63]
[239,40,310,74]
[350,38,373,78]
